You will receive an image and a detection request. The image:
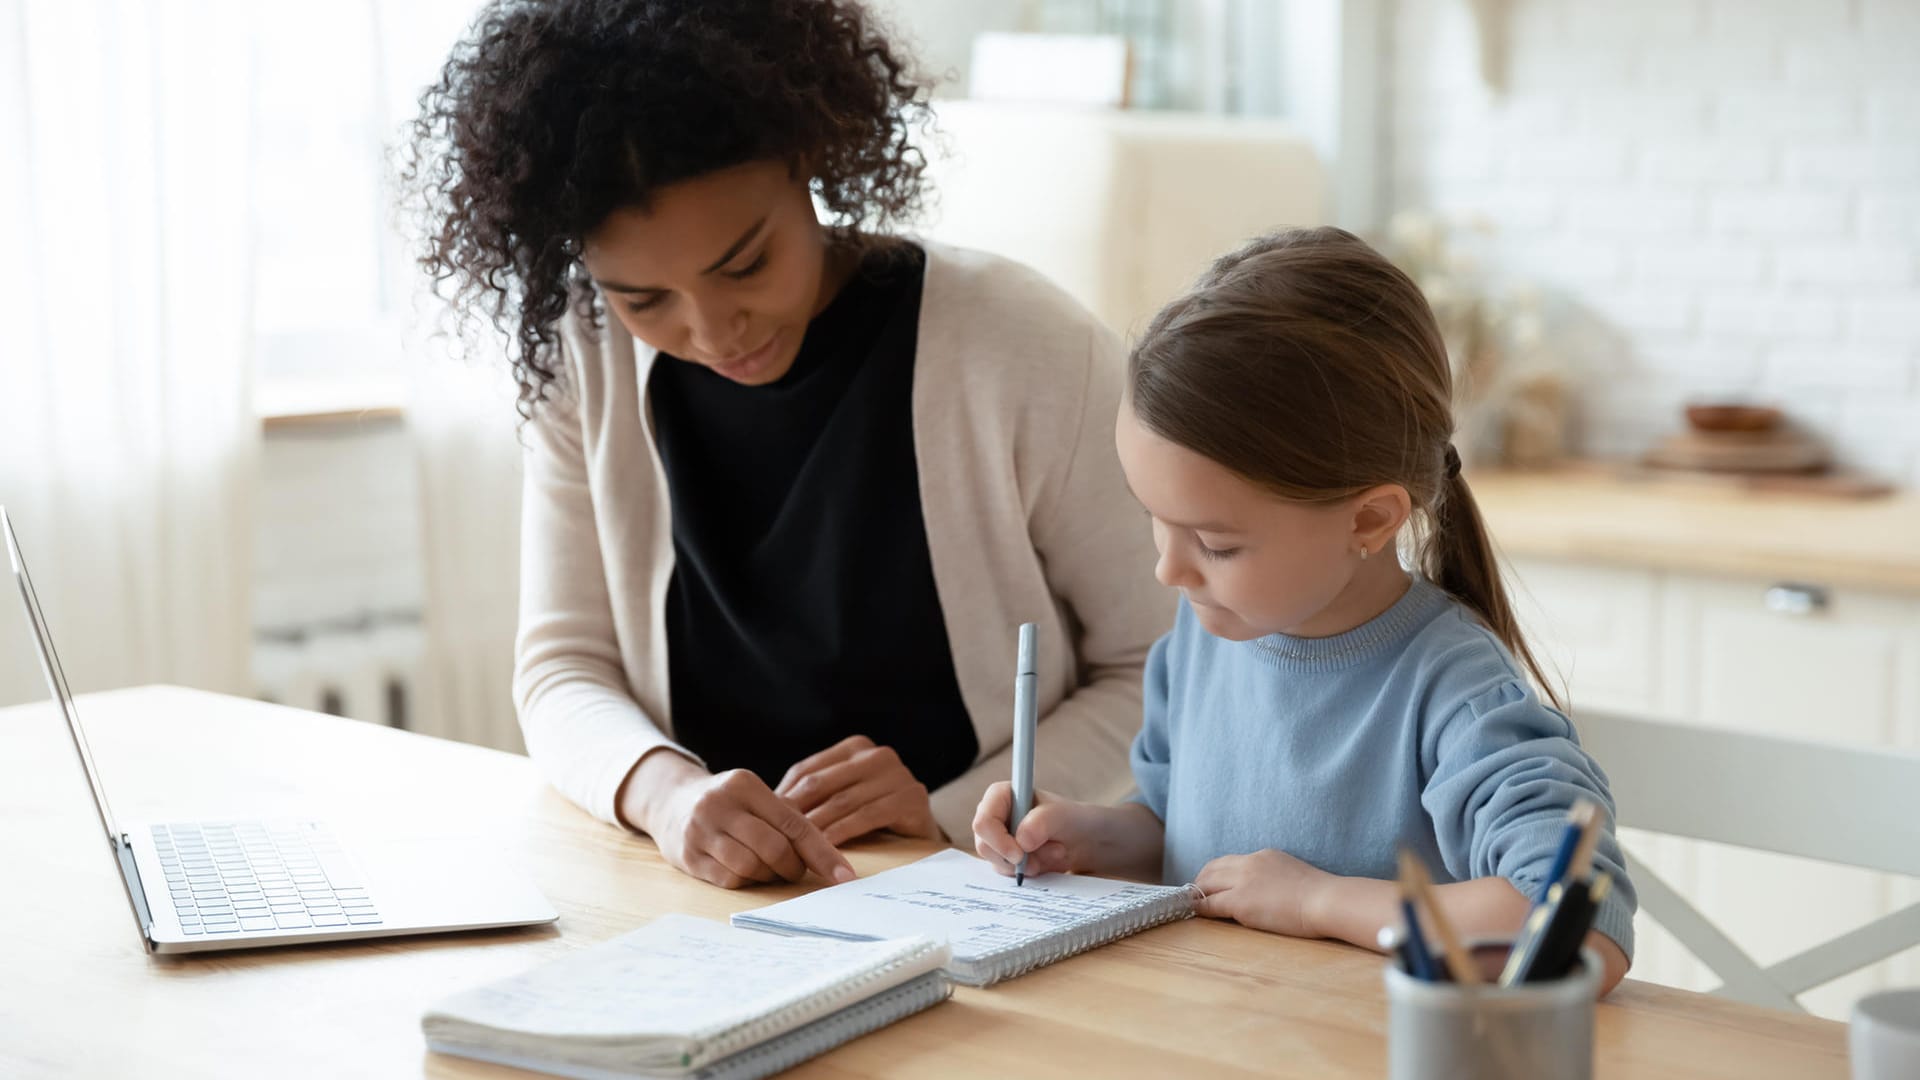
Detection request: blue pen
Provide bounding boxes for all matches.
[1399,898,1439,981]
[1009,623,1037,886]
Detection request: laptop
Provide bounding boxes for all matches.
[4,507,558,953]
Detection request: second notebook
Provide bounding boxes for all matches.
[731,849,1196,987]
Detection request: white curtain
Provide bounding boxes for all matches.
[0,0,258,706]
[375,0,528,752]
[406,350,526,753]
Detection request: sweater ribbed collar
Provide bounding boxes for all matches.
[1247,577,1452,673]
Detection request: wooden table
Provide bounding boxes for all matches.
[0,686,1848,1078]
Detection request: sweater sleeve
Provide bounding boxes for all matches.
[1420,679,1638,958]
[1126,628,1175,821]
[925,319,1170,836]
[512,360,701,829]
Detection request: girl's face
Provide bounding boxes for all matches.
[582,159,836,386]
[1115,399,1403,641]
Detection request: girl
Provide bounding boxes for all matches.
[405,0,1167,890]
[972,227,1635,993]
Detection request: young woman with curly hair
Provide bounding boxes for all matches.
[404,0,1168,890]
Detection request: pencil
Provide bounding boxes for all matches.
[1567,802,1607,883]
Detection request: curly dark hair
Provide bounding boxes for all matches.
[400,0,933,416]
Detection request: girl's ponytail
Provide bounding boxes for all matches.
[1425,458,1564,711]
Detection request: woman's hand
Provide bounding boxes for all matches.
[775,736,941,846]
[620,750,855,890]
[1192,849,1336,938]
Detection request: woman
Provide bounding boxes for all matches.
[405,0,1167,889]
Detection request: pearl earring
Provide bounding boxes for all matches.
[1358,546,1370,561]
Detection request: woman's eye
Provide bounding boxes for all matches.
[623,293,667,314]
[724,250,769,280]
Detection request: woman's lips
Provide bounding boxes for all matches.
[710,332,781,382]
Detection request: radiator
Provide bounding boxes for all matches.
[252,611,424,730]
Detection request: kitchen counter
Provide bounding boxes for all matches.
[1468,464,1920,594]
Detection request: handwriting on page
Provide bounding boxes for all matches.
[865,881,1170,928]
[730,849,1190,964]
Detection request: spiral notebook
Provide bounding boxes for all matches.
[731,848,1198,986]
[422,914,951,1080]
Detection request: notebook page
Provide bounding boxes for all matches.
[424,913,938,1044]
[732,849,1189,962]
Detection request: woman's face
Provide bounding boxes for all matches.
[582,159,832,386]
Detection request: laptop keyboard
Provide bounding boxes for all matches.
[152,821,381,936]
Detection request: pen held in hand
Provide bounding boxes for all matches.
[1009,623,1037,886]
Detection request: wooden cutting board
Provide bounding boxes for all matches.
[1643,429,1828,473]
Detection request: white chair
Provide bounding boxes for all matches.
[1577,709,1920,1012]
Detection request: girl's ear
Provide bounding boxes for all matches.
[1350,484,1412,554]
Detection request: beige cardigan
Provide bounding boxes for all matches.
[512,242,1172,839]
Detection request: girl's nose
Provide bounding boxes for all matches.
[1154,546,1199,590]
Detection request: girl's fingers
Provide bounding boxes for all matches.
[1024,840,1071,877]
[1192,887,1233,919]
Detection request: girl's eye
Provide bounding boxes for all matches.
[724,250,769,281]
[1197,543,1241,562]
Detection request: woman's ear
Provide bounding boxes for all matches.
[1350,484,1412,554]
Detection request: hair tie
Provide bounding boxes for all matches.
[1443,444,1462,479]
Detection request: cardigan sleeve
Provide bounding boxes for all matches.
[511,349,701,829]
[927,319,1170,837]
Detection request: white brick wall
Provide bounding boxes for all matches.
[1389,0,1920,484]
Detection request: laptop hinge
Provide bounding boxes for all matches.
[115,832,156,951]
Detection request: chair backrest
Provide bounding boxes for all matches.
[1576,709,1920,1012]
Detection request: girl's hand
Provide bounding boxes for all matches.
[775,735,941,846]
[970,782,1089,878]
[1192,849,1336,938]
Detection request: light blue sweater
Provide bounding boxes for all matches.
[1130,578,1636,956]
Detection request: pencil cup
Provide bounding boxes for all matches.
[1385,940,1599,1080]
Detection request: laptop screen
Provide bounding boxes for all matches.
[2,507,123,844]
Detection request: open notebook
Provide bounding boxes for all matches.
[422,914,951,1080]
[731,849,1198,986]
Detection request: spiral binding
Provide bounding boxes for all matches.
[690,939,949,1068]
[953,886,1198,987]
[685,973,952,1080]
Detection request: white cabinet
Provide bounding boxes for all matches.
[1508,559,1662,715]
[1506,558,1920,1018]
